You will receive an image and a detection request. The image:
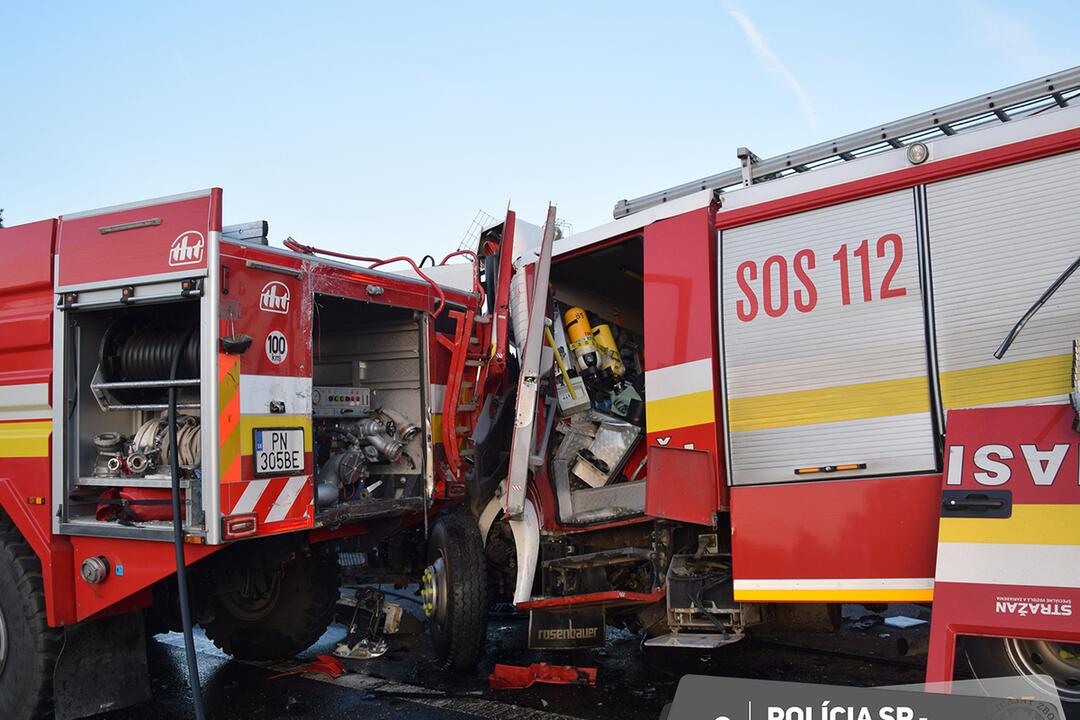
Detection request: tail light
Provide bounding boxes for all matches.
[223,513,257,540]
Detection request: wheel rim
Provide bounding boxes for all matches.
[421,555,447,625]
[1003,638,1080,704]
[220,571,282,622]
[0,602,8,675]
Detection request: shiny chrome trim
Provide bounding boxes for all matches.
[202,230,223,544]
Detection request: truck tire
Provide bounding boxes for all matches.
[202,553,340,660]
[0,516,62,720]
[423,514,488,671]
[961,636,1080,711]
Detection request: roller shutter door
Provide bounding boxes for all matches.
[721,189,937,486]
[926,150,1080,414]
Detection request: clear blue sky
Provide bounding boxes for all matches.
[2,2,1077,257]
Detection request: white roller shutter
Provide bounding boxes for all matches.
[720,189,937,485]
[927,150,1080,413]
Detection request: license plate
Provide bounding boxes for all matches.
[253,428,305,476]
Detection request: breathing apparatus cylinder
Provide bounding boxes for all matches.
[562,307,599,373]
[591,324,624,378]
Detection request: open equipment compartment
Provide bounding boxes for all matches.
[56,286,206,539]
[310,293,431,524]
[545,233,648,525]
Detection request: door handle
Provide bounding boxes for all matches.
[941,490,1012,519]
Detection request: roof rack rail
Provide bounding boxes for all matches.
[613,66,1080,219]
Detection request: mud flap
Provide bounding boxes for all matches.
[54,611,151,720]
[528,607,606,650]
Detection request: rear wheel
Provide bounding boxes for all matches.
[962,636,1080,710]
[423,514,487,671]
[202,552,340,660]
[0,517,61,720]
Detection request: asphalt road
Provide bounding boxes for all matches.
[94,597,935,720]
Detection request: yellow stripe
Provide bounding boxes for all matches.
[727,354,1072,433]
[938,504,1080,546]
[0,420,51,458]
[431,413,443,445]
[646,390,715,433]
[940,354,1071,410]
[729,377,930,433]
[240,416,313,454]
[733,589,935,602]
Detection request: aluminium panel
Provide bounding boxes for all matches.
[721,189,936,485]
[926,149,1080,413]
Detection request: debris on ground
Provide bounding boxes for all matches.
[848,616,883,631]
[883,616,927,629]
[269,655,347,681]
[488,662,598,689]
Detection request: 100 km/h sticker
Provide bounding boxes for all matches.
[265,330,289,364]
[253,428,305,476]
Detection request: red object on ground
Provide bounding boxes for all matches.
[268,654,346,681]
[488,663,597,690]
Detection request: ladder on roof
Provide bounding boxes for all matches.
[613,66,1080,219]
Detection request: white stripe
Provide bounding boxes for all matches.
[644,358,713,402]
[0,383,51,421]
[733,578,934,591]
[429,383,446,409]
[265,476,308,524]
[935,542,1080,588]
[231,479,270,515]
[240,375,312,415]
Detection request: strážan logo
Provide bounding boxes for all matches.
[168,231,205,267]
[259,281,291,314]
[995,595,1072,618]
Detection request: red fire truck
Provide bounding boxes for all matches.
[0,191,518,718]
[474,67,1080,707]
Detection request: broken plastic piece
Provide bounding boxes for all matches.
[883,615,927,629]
[488,662,597,690]
[268,654,346,681]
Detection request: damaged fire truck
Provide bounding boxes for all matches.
[0,190,518,718]
[472,67,1080,707]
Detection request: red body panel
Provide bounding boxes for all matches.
[927,405,1080,685]
[218,244,315,536]
[0,219,78,624]
[517,589,664,609]
[70,536,217,621]
[644,446,717,526]
[642,208,718,371]
[57,190,222,288]
[641,207,727,519]
[730,475,941,584]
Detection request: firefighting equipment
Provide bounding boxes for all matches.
[610,384,641,418]
[545,324,576,399]
[591,324,624,377]
[550,315,591,415]
[562,306,599,372]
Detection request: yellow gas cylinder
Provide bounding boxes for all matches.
[562,306,598,372]
[592,324,624,377]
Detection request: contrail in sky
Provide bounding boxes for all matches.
[721,0,817,127]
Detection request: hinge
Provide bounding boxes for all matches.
[57,292,78,310]
[180,278,204,298]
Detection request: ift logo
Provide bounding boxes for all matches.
[259,281,291,314]
[169,231,205,267]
